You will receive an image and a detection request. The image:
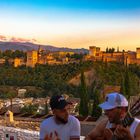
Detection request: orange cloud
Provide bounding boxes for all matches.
[0,35,7,41]
[31,38,37,42]
[10,37,37,43]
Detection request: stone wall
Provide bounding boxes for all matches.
[0,126,39,140]
[81,122,96,136]
[0,126,85,140]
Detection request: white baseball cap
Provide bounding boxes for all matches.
[99,92,128,110]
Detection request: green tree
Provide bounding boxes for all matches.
[6,91,17,112]
[89,79,103,119]
[71,54,84,60]
[91,90,102,119]
[106,47,109,53]
[12,50,26,58]
[79,70,89,116]
[120,74,126,95]
[124,69,131,98]
[3,50,13,58]
[4,59,10,67]
[21,104,38,114]
[0,51,3,58]
[108,48,115,53]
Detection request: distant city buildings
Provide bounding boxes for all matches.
[26,50,38,67]
[86,46,140,65]
[1,45,140,67]
[14,58,25,67]
[0,58,5,65]
[26,47,75,67]
[0,46,74,67]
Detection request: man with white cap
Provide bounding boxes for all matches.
[86,92,140,140]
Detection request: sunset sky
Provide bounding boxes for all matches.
[0,0,140,51]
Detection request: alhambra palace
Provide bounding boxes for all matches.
[86,46,140,65]
[2,46,140,68]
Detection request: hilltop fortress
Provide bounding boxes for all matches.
[85,46,140,65]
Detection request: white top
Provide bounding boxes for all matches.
[130,118,140,139]
[40,115,80,140]
[106,118,140,139]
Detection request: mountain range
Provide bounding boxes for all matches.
[0,41,89,54]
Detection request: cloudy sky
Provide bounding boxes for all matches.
[0,0,140,51]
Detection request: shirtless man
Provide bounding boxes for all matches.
[86,92,140,140]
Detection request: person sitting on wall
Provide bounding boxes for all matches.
[86,92,140,140]
[40,95,81,140]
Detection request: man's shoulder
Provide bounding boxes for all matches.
[135,117,140,123]
[41,116,54,126]
[68,115,80,125]
[96,118,108,129]
[135,121,140,137]
[99,118,108,124]
[135,118,140,136]
[69,115,79,122]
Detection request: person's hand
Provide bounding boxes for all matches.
[114,125,133,140]
[44,131,61,140]
[54,131,61,140]
[44,132,53,140]
[90,129,113,140]
[103,128,113,140]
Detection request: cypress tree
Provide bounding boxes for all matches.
[79,70,89,116]
[124,69,131,98]
[120,73,126,95]
[91,90,102,119]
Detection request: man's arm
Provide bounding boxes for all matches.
[135,123,140,140]
[86,119,108,140]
